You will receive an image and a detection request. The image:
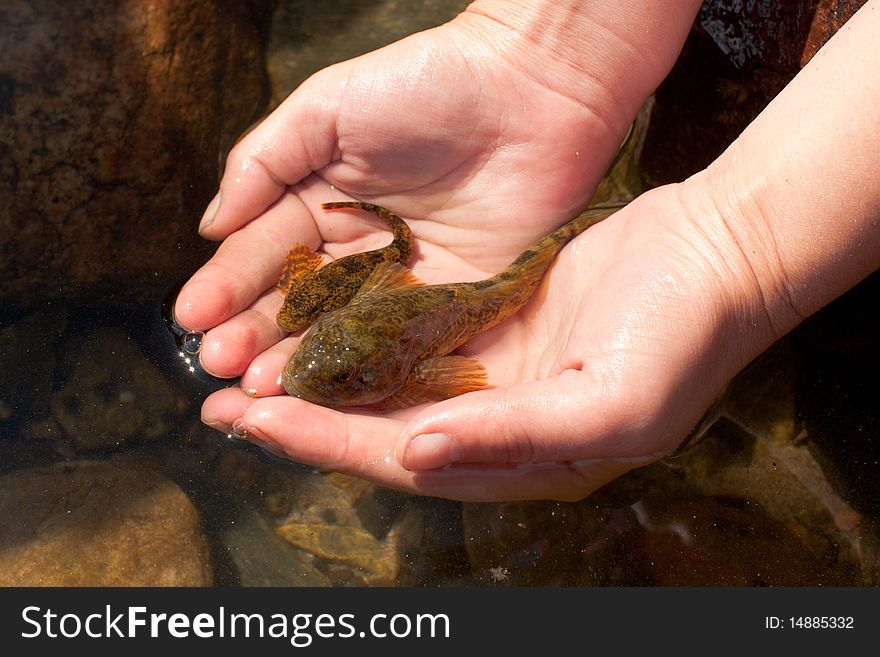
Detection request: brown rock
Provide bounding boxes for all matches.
[0,0,272,311]
[801,0,868,66]
[50,327,188,450]
[0,460,212,586]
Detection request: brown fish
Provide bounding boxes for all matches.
[281,203,622,409]
[276,202,413,332]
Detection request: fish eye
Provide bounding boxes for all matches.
[334,364,361,384]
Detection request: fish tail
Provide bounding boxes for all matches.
[320,201,413,262]
[484,203,621,295]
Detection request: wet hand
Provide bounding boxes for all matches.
[173,15,629,379]
[178,2,710,500]
[201,184,770,501]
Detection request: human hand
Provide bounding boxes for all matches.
[174,1,708,501]
[175,21,626,376]
[174,1,698,378]
[200,181,771,501]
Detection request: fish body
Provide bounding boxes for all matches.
[275,202,412,332]
[282,204,620,409]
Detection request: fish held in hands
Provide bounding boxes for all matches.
[275,202,413,332]
[282,203,621,410]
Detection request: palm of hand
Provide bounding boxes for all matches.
[177,26,621,379]
[310,27,613,238]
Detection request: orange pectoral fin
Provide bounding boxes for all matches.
[379,356,490,409]
[276,244,324,294]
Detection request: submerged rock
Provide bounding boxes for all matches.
[631,495,855,586]
[223,504,330,587]
[661,340,870,583]
[463,497,643,586]
[50,328,188,451]
[0,308,67,432]
[464,341,869,586]
[0,460,212,586]
[275,472,424,586]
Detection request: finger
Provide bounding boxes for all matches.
[408,457,638,502]
[239,335,301,396]
[395,369,675,471]
[200,388,639,502]
[202,391,416,484]
[197,292,288,379]
[175,193,320,331]
[200,386,258,434]
[199,73,344,239]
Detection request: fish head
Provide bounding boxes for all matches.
[277,258,361,332]
[281,315,410,407]
[276,284,328,333]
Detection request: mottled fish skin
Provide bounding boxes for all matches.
[282,203,621,409]
[275,202,413,332]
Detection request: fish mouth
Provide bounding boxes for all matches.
[281,368,339,406]
[276,316,310,333]
[281,369,310,400]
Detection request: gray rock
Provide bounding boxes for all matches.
[223,504,330,587]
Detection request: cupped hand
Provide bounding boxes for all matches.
[173,10,748,502]
[200,181,771,502]
[174,15,630,379]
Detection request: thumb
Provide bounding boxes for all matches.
[199,69,346,238]
[395,369,672,471]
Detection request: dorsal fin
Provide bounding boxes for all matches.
[354,261,424,297]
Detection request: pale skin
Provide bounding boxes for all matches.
[175,0,880,501]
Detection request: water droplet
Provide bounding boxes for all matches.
[182,331,204,355]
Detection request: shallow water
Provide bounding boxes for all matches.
[1,0,877,587]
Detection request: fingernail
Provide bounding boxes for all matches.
[225,417,286,458]
[401,433,460,470]
[198,193,221,234]
[202,418,230,433]
[229,417,251,439]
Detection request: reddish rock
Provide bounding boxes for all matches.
[639,497,855,586]
[801,0,868,65]
[0,0,272,311]
[641,0,867,188]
